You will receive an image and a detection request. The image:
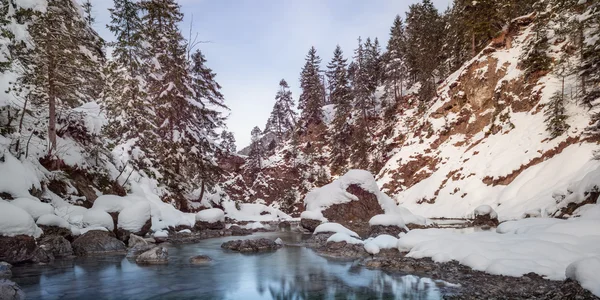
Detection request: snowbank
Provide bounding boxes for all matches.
[327,232,364,244]
[397,215,600,284]
[300,210,326,221]
[369,214,407,229]
[91,195,133,213]
[243,222,267,230]
[54,205,88,227]
[303,170,428,226]
[36,214,71,229]
[10,198,54,220]
[364,235,399,255]
[154,230,168,238]
[82,209,115,231]
[195,208,225,223]
[0,201,42,237]
[222,201,290,221]
[566,257,600,297]
[118,201,151,232]
[314,223,359,237]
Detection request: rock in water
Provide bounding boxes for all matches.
[126,245,154,258]
[473,205,499,227]
[0,262,11,278]
[0,279,25,300]
[136,246,168,264]
[128,234,148,248]
[189,255,212,265]
[38,225,73,242]
[38,235,73,258]
[278,221,291,231]
[221,238,283,253]
[0,235,50,264]
[300,218,321,233]
[71,230,126,256]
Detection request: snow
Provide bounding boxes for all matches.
[369,214,407,229]
[16,0,47,12]
[0,200,42,237]
[304,170,428,226]
[117,201,151,232]
[54,205,88,227]
[195,208,225,223]
[0,153,43,199]
[300,210,325,221]
[566,257,600,297]
[91,195,134,213]
[397,214,600,284]
[36,214,71,229]
[178,229,191,234]
[9,198,54,220]
[82,209,115,231]
[80,226,108,235]
[222,201,290,221]
[243,221,267,230]
[153,230,168,238]
[313,223,359,238]
[327,232,364,245]
[473,205,498,219]
[364,235,399,255]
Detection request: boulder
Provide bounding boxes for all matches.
[472,205,499,227]
[320,184,384,235]
[117,217,152,244]
[229,225,252,236]
[38,225,73,242]
[0,262,11,278]
[221,238,283,253]
[0,279,24,300]
[316,241,368,259]
[368,225,406,238]
[38,235,73,258]
[128,234,148,248]
[126,244,155,258]
[71,230,126,256]
[189,255,212,265]
[0,235,50,264]
[300,218,321,232]
[194,221,225,231]
[136,246,168,264]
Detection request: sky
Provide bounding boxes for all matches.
[89,0,450,149]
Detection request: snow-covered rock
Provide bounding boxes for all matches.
[326,233,364,245]
[472,205,499,227]
[136,246,168,264]
[364,235,399,255]
[314,223,359,238]
[82,209,115,231]
[369,214,407,228]
[91,195,133,213]
[0,201,42,237]
[195,208,225,223]
[36,214,71,229]
[9,198,53,221]
[117,201,151,233]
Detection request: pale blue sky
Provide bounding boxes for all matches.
[89,0,450,148]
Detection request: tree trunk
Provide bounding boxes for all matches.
[48,58,57,154]
[198,180,206,203]
[14,95,29,155]
[471,32,476,58]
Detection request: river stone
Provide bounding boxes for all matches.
[72,230,126,256]
[368,225,406,238]
[189,255,212,264]
[0,262,11,278]
[126,244,154,258]
[278,221,291,231]
[0,235,50,264]
[194,221,225,231]
[321,184,384,234]
[221,238,283,253]
[38,225,73,242]
[128,234,148,248]
[300,218,321,232]
[0,279,24,300]
[136,246,168,264]
[229,225,252,236]
[117,218,152,244]
[38,235,73,258]
[316,241,368,259]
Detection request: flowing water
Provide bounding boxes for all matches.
[11,231,455,300]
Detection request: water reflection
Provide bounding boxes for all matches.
[12,232,452,300]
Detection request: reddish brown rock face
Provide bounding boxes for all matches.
[320,184,385,237]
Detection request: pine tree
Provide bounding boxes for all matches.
[298,46,325,129]
[452,0,502,58]
[383,15,408,102]
[544,91,569,139]
[104,0,148,151]
[16,0,104,155]
[82,0,95,26]
[247,126,263,174]
[139,0,209,195]
[350,37,373,169]
[405,0,445,103]
[265,79,296,139]
[220,131,236,153]
[326,45,353,175]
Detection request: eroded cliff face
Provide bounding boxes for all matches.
[226,13,598,219]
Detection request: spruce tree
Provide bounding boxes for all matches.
[298,47,325,129]
[521,15,552,80]
[384,15,408,102]
[82,0,95,26]
[220,131,236,153]
[350,37,373,169]
[544,91,569,139]
[265,79,296,139]
[16,0,104,155]
[247,126,263,175]
[326,45,353,175]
